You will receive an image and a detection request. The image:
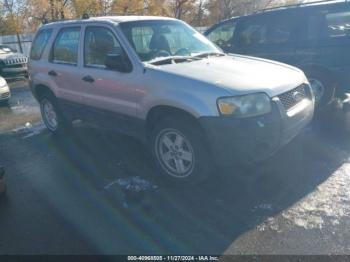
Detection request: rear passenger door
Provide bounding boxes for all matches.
[48,26,84,107]
[79,25,137,132]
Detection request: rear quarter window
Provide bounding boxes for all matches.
[30,29,53,60]
[325,11,350,37]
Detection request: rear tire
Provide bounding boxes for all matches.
[150,115,213,185]
[39,92,71,134]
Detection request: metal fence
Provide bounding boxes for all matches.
[0,33,34,57]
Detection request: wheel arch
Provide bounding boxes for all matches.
[301,64,336,81]
[145,105,207,138]
[33,84,55,100]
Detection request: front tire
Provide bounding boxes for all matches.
[151,116,213,185]
[39,92,71,134]
[306,70,336,108]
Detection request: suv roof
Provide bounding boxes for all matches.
[217,0,348,24]
[41,15,176,28]
[256,0,346,14]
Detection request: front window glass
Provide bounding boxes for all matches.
[207,22,236,51]
[84,26,122,69]
[119,20,220,62]
[51,27,80,65]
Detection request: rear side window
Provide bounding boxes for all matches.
[51,27,80,65]
[237,15,298,46]
[267,17,297,44]
[30,29,52,60]
[207,21,236,50]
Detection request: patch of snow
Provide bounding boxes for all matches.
[257,163,350,232]
[19,122,46,139]
[104,176,157,192]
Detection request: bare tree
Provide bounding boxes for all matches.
[206,0,299,24]
[168,0,196,20]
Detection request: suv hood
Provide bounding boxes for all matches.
[149,54,306,97]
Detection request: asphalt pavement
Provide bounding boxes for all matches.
[1,81,350,255]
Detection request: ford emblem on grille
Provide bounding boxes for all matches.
[292,91,304,103]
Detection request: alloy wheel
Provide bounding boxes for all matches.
[155,128,195,178]
[41,98,58,131]
[309,78,325,104]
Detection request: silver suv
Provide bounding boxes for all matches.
[29,16,314,184]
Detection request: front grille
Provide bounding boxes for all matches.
[278,84,308,111]
[4,57,27,65]
[1,92,10,99]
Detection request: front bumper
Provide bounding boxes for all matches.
[199,97,314,167]
[0,65,28,79]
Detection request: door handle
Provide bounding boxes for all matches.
[82,75,95,83]
[48,70,57,77]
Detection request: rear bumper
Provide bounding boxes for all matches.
[199,98,314,167]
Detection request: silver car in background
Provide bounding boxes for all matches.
[29,16,315,184]
[0,76,10,104]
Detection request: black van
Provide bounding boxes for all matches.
[205,0,350,107]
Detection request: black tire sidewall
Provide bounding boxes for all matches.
[151,116,212,185]
[0,99,9,106]
[306,70,335,107]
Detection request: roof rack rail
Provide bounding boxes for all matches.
[42,18,75,24]
[257,0,344,13]
[81,12,146,19]
[42,11,148,24]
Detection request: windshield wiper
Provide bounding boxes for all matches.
[192,52,226,58]
[147,55,202,65]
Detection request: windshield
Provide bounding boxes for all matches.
[119,20,221,63]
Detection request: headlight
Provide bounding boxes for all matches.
[217,93,272,117]
[0,79,6,88]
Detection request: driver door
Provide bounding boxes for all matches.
[78,25,138,132]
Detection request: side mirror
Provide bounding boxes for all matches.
[105,52,132,73]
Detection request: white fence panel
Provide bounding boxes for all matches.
[0,33,34,57]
